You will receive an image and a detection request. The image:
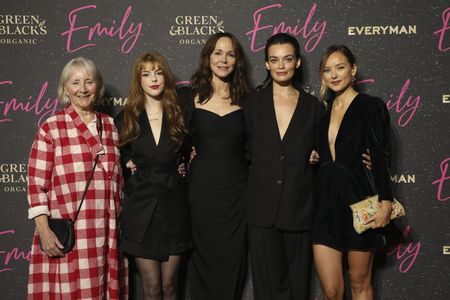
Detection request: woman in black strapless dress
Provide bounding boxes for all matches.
[179,32,250,300]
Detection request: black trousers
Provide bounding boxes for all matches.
[248,224,312,300]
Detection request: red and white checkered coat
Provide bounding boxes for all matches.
[27,105,128,299]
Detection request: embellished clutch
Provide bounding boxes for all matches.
[349,195,405,234]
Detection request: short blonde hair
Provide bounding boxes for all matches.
[57,57,104,106]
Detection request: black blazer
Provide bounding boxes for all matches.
[245,85,324,231]
[114,110,191,244]
[316,93,393,202]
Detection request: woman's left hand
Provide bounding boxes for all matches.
[189,146,197,164]
[362,149,372,170]
[365,200,392,228]
[178,163,186,177]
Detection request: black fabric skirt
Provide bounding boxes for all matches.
[121,207,192,261]
[312,161,385,250]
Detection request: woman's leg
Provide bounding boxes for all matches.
[248,225,292,300]
[313,244,344,300]
[161,255,182,300]
[135,257,161,300]
[347,250,374,300]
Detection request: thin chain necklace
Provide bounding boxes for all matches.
[146,110,162,121]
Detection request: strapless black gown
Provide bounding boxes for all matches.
[187,108,248,300]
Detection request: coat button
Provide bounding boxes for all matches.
[276,179,282,184]
[280,155,285,161]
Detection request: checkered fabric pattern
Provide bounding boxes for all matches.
[27,105,128,299]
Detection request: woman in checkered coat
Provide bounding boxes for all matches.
[26,57,128,299]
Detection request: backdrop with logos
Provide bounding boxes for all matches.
[1,0,449,299]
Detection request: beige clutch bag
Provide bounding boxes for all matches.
[349,195,406,234]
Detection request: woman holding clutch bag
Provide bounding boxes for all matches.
[26,57,127,299]
[312,45,393,300]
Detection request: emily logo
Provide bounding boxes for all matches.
[356,78,420,127]
[246,3,326,53]
[0,80,59,126]
[386,79,420,127]
[0,230,31,273]
[386,225,421,273]
[432,157,450,202]
[61,5,142,54]
[434,7,450,52]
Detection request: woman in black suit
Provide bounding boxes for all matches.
[312,45,393,300]
[245,33,324,300]
[115,52,191,300]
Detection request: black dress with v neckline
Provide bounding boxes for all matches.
[312,93,393,250]
[114,110,192,261]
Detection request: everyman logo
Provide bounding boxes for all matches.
[348,25,417,36]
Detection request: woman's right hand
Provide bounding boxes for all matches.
[35,215,64,258]
[309,150,320,165]
[178,147,197,177]
[366,200,393,229]
[126,160,137,175]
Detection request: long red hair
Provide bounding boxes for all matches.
[119,52,184,148]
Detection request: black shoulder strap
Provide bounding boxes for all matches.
[73,115,103,222]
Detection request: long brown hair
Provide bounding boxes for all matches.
[119,52,184,147]
[191,32,250,105]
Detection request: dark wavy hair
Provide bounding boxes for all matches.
[191,32,250,105]
[119,52,185,148]
[319,44,357,105]
[256,33,302,90]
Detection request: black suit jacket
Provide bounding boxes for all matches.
[114,110,191,243]
[245,85,324,231]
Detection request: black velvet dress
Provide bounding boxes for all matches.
[179,87,248,300]
[115,110,192,261]
[312,93,393,250]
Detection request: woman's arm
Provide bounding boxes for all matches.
[27,124,64,257]
[27,125,54,219]
[366,97,393,201]
[114,110,135,178]
[365,97,394,228]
